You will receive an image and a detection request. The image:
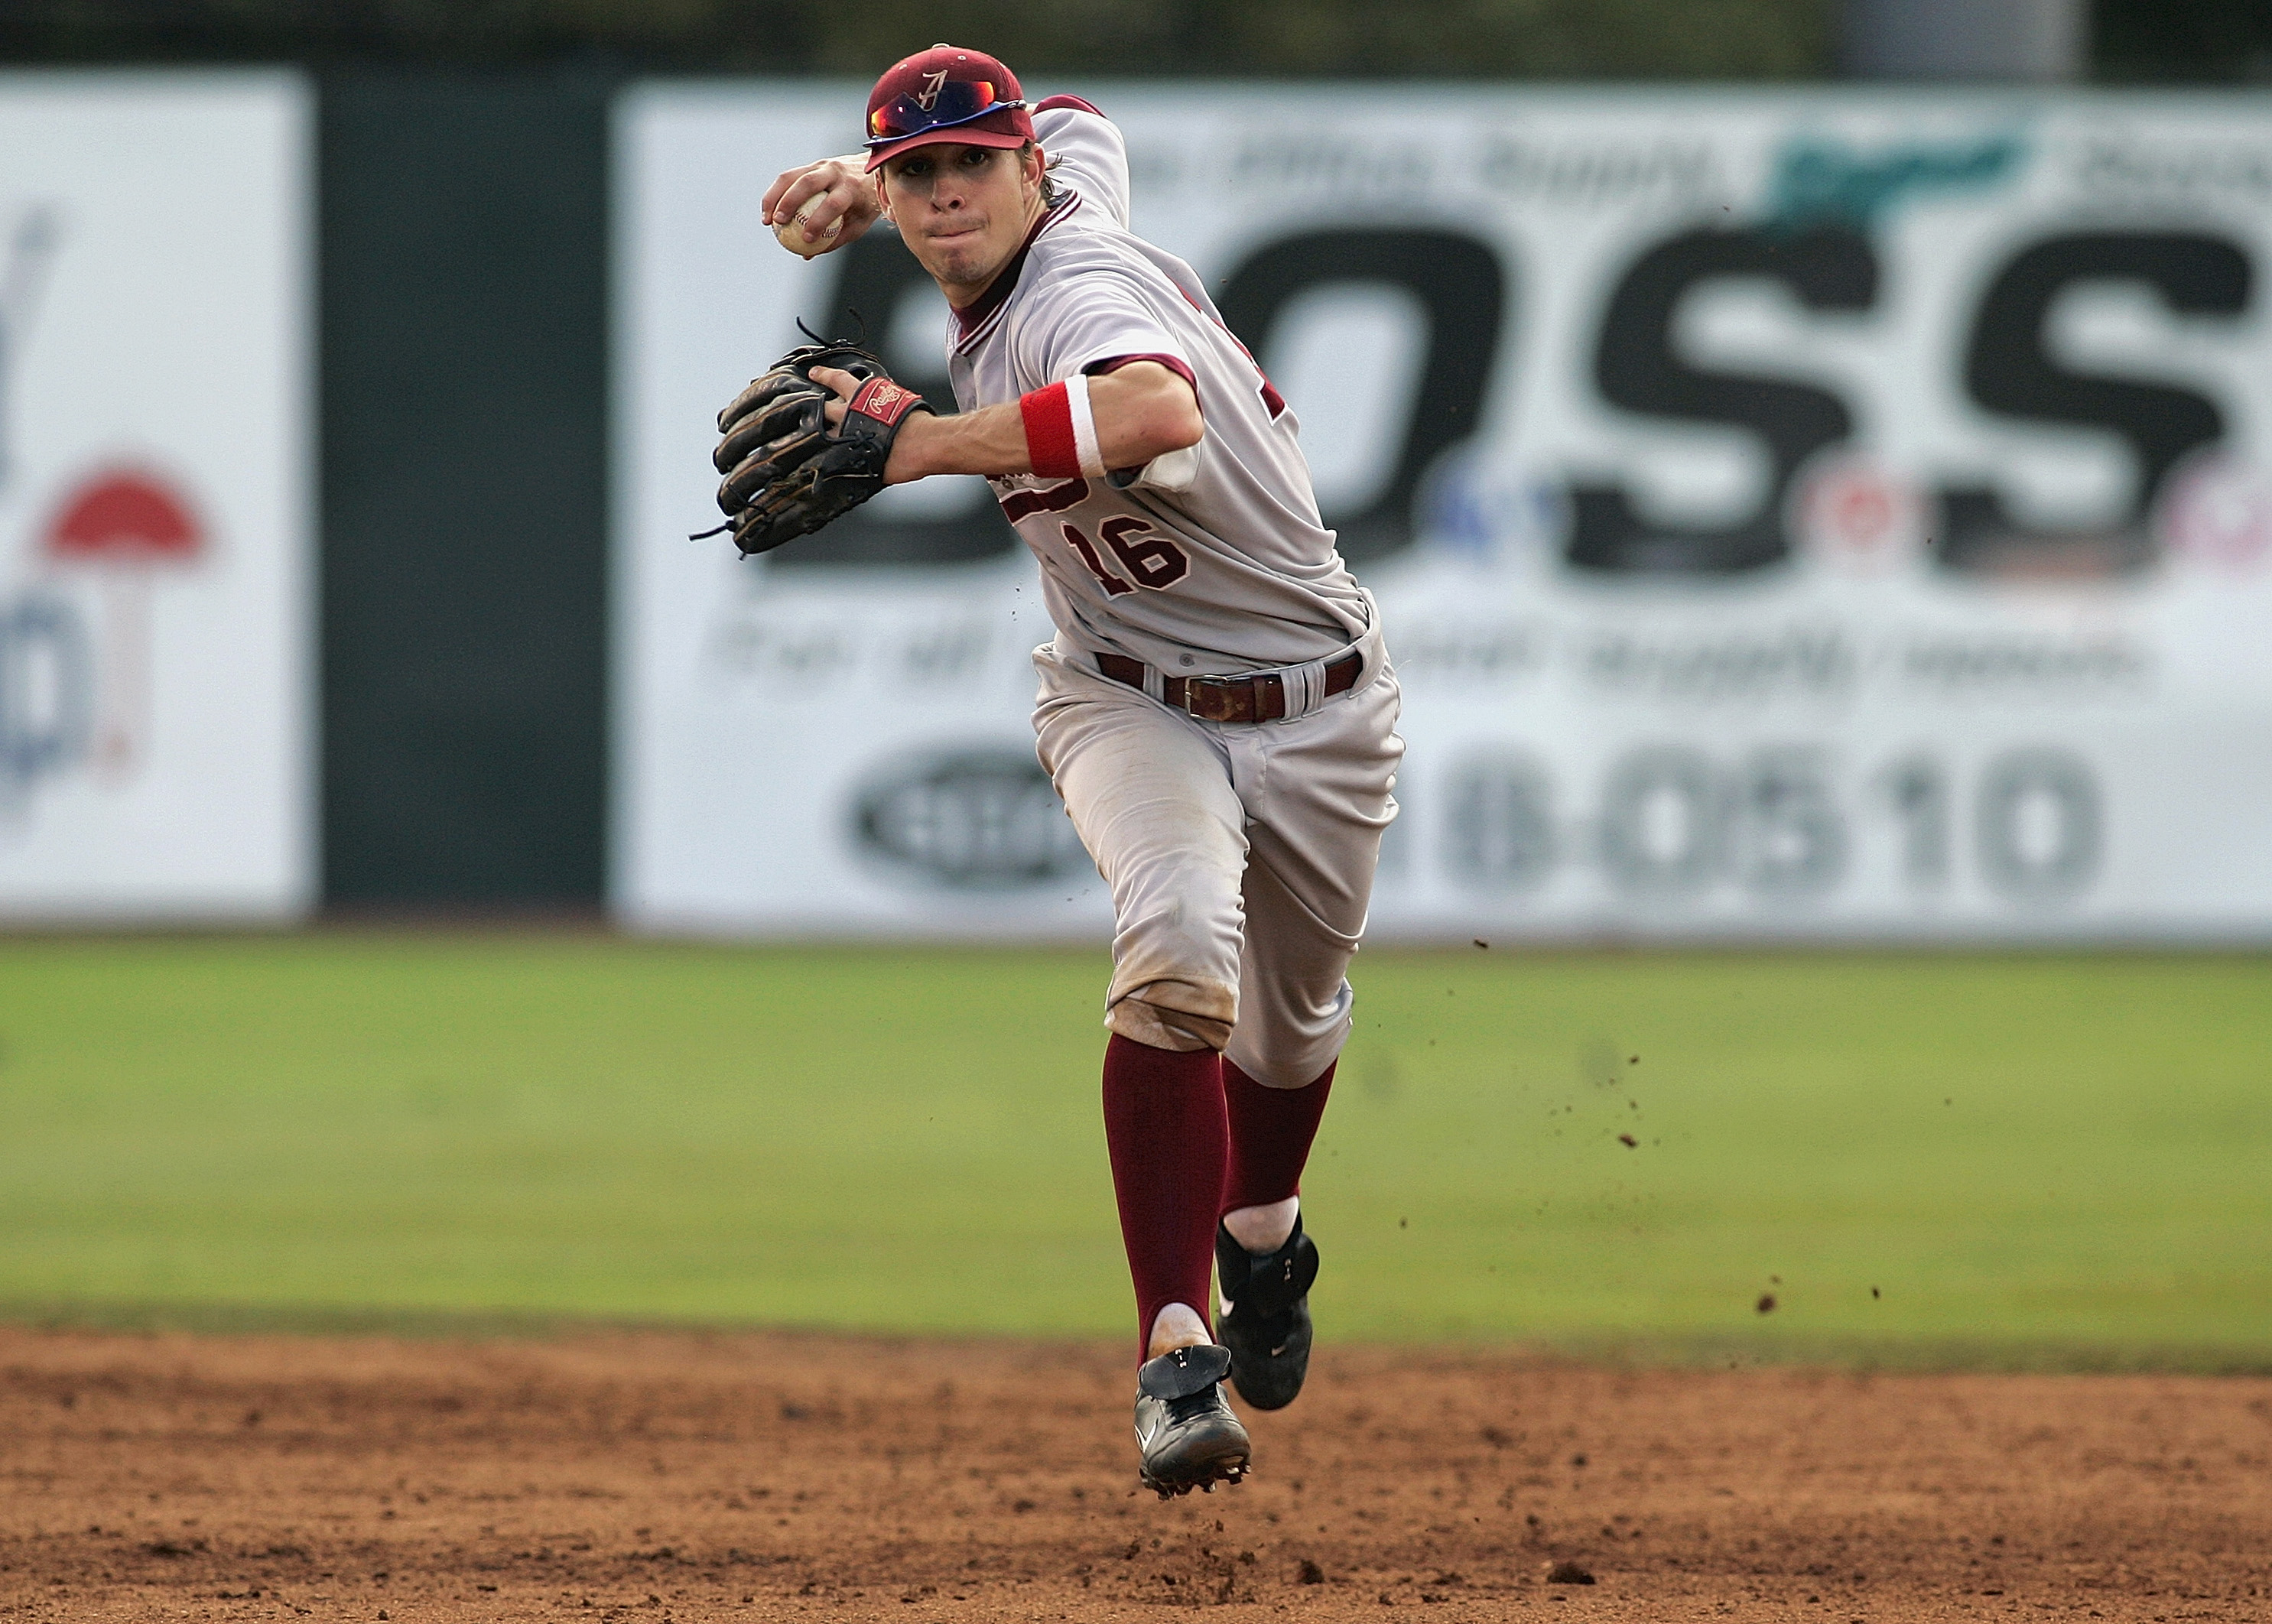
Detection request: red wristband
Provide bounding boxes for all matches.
[1021,380,1081,479]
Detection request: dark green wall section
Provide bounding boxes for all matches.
[320,72,614,905]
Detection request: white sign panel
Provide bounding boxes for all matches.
[0,73,313,920]
[617,85,2272,941]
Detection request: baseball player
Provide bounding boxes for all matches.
[720,44,1402,1497]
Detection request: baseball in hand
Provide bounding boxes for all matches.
[774,196,843,258]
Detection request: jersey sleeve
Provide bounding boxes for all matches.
[1032,99,1131,231]
[1019,265,1193,390]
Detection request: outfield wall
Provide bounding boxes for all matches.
[0,70,616,923]
[7,77,2270,939]
[616,86,2272,944]
[0,73,315,922]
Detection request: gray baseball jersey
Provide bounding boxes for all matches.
[945,101,1377,677]
[923,99,1402,1076]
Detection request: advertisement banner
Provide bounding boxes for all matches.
[0,73,313,920]
[617,86,2272,940]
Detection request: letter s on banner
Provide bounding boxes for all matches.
[1567,225,1879,576]
[1939,230,2252,577]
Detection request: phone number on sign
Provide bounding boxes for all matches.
[1399,744,2103,906]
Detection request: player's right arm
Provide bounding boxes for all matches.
[762,154,884,250]
[805,359,1201,485]
[1030,98,1130,229]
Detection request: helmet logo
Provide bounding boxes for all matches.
[915,69,949,111]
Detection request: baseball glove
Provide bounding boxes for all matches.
[706,341,932,557]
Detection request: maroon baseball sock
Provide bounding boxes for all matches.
[1220,1057,1337,1216]
[1100,1034,1228,1363]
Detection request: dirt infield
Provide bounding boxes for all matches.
[4,1328,2270,1622]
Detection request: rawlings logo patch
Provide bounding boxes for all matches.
[850,377,923,427]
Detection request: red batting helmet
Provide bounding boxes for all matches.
[863,44,1033,173]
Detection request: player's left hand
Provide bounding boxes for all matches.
[808,365,941,486]
[707,343,933,557]
[806,364,860,429]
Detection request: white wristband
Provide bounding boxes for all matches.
[1066,372,1106,479]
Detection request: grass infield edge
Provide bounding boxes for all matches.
[5,1298,2267,1376]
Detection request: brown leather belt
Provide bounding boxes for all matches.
[1095,649,1363,723]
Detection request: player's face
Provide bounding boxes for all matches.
[879,142,1045,303]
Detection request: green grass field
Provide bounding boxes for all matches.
[2,935,2267,1366]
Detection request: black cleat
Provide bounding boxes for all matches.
[1215,1215,1319,1411]
[1133,1343,1250,1498]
